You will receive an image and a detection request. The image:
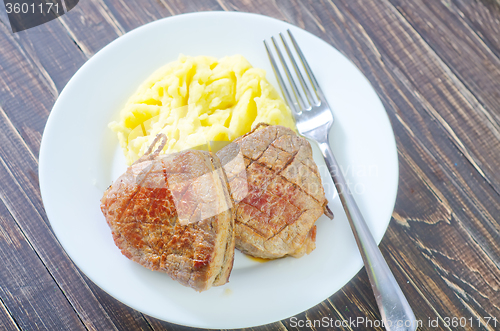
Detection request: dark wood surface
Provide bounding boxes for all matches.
[0,0,499,330]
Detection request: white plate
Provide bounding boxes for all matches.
[39,12,398,329]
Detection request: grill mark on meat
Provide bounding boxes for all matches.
[235,221,266,238]
[247,137,277,162]
[276,182,317,211]
[217,124,330,259]
[265,209,311,245]
[279,168,324,205]
[272,143,323,181]
[274,150,299,175]
[234,202,268,238]
[239,219,285,240]
[257,125,322,179]
[238,182,305,239]
[280,159,325,203]
[239,128,281,164]
[264,209,307,242]
[243,148,301,203]
[246,133,324,205]
[238,221,265,238]
[248,155,324,207]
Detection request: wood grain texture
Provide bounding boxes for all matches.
[453,0,500,58]
[0,22,54,158]
[387,0,500,183]
[0,197,86,331]
[0,0,499,330]
[0,298,21,331]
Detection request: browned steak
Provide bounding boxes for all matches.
[217,124,332,259]
[101,135,235,291]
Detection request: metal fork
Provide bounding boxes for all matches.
[264,30,417,331]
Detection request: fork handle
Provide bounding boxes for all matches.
[318,140,417,331]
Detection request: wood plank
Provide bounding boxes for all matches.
[0,198,86,331]
[452,0,500,58]
[217,0,290,21]
[0,299,20,331]
[336,0,500,192]
[0,23,56,158]
[283,275,385,331]
[98,0,174,31]
[0,105,153,331]
[9,22,88,93]
[388,0,500,137]
[0,0,152,159]
[0,0,146,162]
[56,0,125,56]
[161,0,222,14]
[306,0,500,246]
[0,6,10,28]
[390,147,500,329]
[0,0,145,144]
[98,0,232,34]
[0,0,218,160]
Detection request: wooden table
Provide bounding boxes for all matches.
[1,0,499,330]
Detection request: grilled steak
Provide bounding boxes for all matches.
[217,124,332,259]
[101,135,235,291]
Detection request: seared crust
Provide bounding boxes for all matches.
[217,124,331,259]
[101,149,235,292]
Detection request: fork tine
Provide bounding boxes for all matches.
[279,32,316,107]
[271,36,307,111]
[287,30,326,103]
[263,39,300,115]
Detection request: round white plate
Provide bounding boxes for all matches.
[39,11,398,329]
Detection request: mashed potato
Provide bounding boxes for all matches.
[110,55,296,164]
